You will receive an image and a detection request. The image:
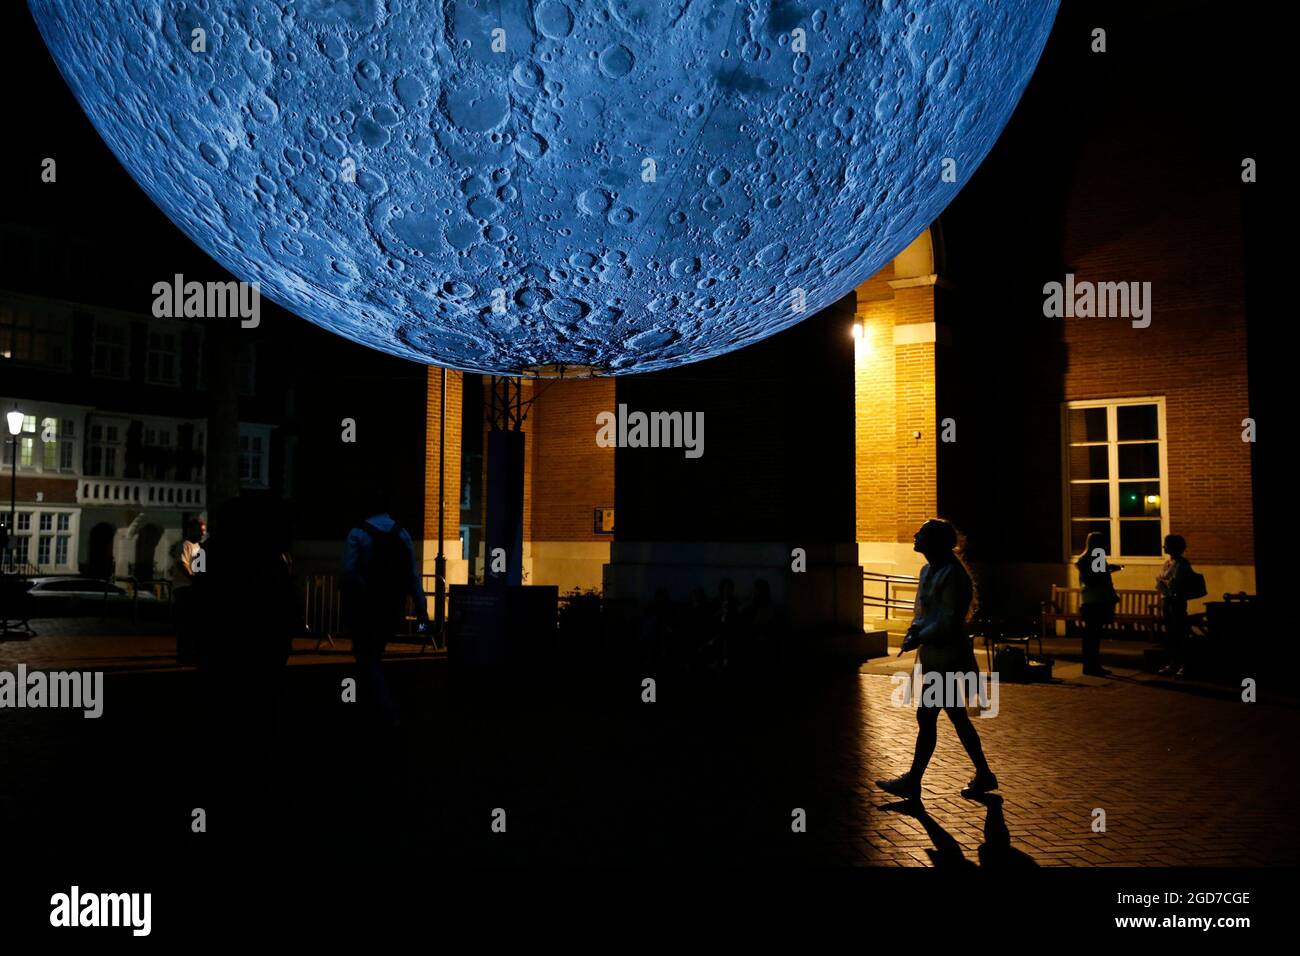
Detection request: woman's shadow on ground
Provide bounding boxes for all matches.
[881,793,1039,868]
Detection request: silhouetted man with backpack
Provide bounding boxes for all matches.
[341,490,427,728]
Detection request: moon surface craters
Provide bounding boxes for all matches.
[30,0,1058,374]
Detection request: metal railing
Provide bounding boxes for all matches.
[862,570,919,620]
[301,574,344,648]
[299,573,447,650]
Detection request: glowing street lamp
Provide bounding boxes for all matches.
[5,406,22,572]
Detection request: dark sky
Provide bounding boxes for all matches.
[0,0,1272,336]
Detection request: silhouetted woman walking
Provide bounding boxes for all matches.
[876,519,997,800]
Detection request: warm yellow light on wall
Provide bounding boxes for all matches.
[852,322,874,358]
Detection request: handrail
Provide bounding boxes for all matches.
[862,569,920,619]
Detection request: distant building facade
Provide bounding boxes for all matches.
[0,281,274,580]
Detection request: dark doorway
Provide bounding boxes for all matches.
[132,523,164,581]
[86,522,115,579]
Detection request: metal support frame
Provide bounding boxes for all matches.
[487,376,527,432]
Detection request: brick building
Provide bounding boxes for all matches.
[426,176,1253,631]
[418,0,1261,633]
[1,0,1260,636]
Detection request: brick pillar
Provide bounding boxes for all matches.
[854,234,943,625]
[892,285,939,542]
[423,368,465,597]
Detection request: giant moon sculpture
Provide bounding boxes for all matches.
[30,0,1058,375]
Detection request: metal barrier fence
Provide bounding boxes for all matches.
[301,574,344,646]
[299,573,447,648]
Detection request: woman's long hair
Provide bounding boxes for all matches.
[926,517,979,623]
[1075,531,1107,574]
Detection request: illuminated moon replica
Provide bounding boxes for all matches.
[31,1,1058,375]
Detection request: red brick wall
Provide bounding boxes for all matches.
[422,368,463,546]
[1060,152,1253,565]
[13,475,78,505]
[528,378,615,541]
[855,264,940,545]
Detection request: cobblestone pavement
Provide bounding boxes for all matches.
[1,645,1295,868]
[852,672,1293,866]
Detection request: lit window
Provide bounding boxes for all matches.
[59,418,76,472]
[1064,399,1166,559]
[0,307,69,368]
[41,418,59,470]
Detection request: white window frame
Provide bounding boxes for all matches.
[145,324,181,386]
[238,423,273,489]
[0,404,86,475]
[92,316,131,380]
[1061,396,1169,564]
[7,508,77,571]
[86,416,127,478]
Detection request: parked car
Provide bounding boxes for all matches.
[21,577,160,617]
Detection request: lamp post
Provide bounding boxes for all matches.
[5,406,23,573]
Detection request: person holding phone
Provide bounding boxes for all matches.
[1075,531,1121,677]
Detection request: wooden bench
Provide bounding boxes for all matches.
[1040,585,1165,640]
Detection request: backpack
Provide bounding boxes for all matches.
[1180,568,1208,601]
[358,520,411,618]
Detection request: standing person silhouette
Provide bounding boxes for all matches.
[876,519,997,801]
[341,487,427,727]
[1075,531,1120,677]
[1156,534,1195,677]
[171,517,206,665]
[194,497,297,845]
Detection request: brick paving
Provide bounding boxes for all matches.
[1,633,1295,868]
[853,672,1295,867]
